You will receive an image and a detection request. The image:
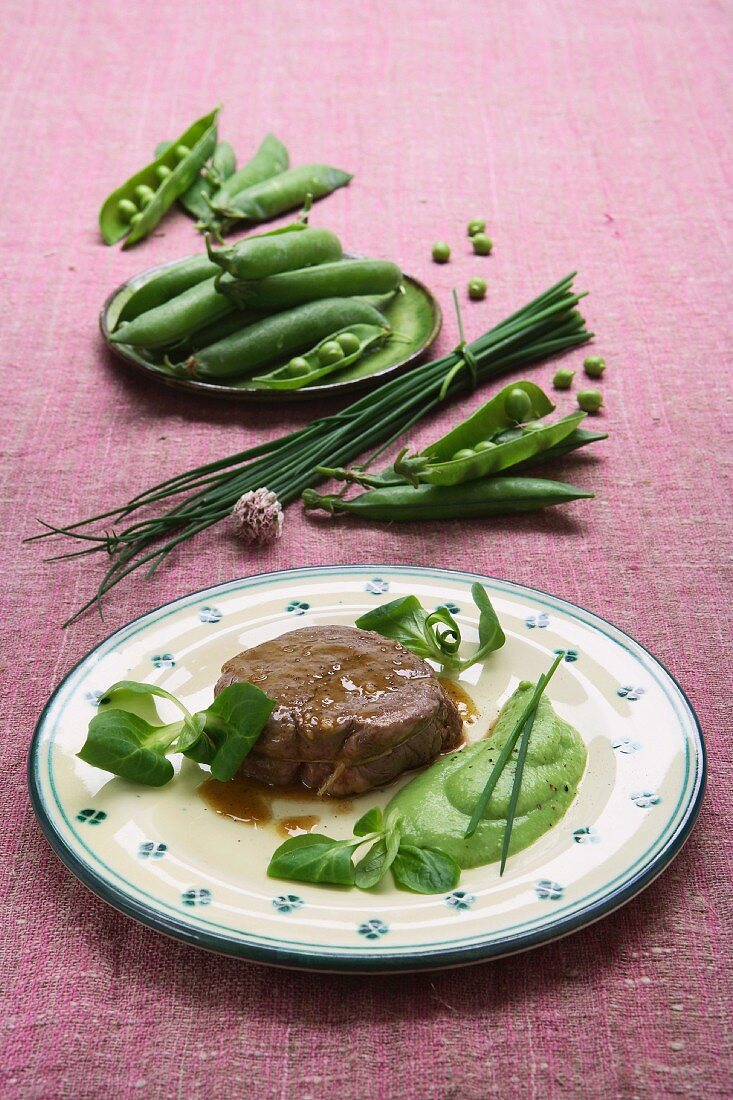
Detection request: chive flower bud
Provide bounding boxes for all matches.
[231,488,284,544]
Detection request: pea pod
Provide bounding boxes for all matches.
[180,298,388,381]
[116,254,220,325]
[210,133,289,207]
[180,141,237,226]
[207,224,343,280]
[318,427,608,490]
[253,324,390,390]
[99,107,220,247]
[213,164,352,227]
[405,382,583,486]
[218,258,403,312]
[302,477,593,522]
[111,276,235,349]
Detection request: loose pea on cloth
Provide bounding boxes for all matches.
[2,1,731,1097]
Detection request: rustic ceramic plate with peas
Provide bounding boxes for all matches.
[100,257,441,403]
[28,566,704,973]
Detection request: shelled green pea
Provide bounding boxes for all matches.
[577,389,604,413]
[584,355,606,378]
[472,233,493,256]
[553,368,575,390]
[467,219,486,237]
[468,278,487,300]
[432,242,451,263]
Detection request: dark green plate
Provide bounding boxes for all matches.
[100,255,441,403]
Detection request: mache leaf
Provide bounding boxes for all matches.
[192,682,275,778]
[391,844,461,894]
[267,834,359,886]
[77,709,182,787]
[353,806,384,836]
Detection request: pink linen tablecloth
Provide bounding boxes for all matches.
[3,1,731,1096]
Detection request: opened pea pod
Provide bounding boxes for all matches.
[99,107,220,247]
[253,324,390,390]
[399,382,587,487]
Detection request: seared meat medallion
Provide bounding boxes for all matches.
[215,625,463,796]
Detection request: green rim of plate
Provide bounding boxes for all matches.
[99,257,442,403]
[27,566,705,974]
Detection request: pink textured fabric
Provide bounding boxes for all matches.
[3,1,732,1096]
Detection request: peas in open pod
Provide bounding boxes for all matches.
[318,341,345,366]
[504,387,533,423]
[283,357,311,377]
[117,198,138,222]
[336,331,362,355]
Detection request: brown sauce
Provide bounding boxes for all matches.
[439,678,478,727]
[276,815,321,838]
[198,773,354,831]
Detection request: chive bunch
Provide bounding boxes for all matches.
[31,274,591,624]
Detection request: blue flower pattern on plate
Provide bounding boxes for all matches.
[573,827,600,844]
[138,841,167,859]
[525,612,549,629]
[554,647,579,662]
[152,653,175,669]
[631,790,661,808]
[286,600,310,615]
[613,737,642,755]
[365,577,389,595]
[617,685,645,701]
[436,601,461,615]
[85,690,103,707]
[535,879,564,901]
[272,895,304,914]
[446,890,475,911]
[181,888,212,907]
[76,808,107,825]
[199,605,222,624]
[358,918,389,940]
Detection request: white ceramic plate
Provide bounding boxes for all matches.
[28,566,705,973]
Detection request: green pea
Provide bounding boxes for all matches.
[432,242,451,263]
[451,448,476,461]
[175,144,191,161]
[523,421,545,432]
[129,213,143,228]
[584,355,606,378]
[577,389,604,414]
[467,219,486,237]
[134,184,156,206]
[468,278,487,301]
[336,331,362,355]
[155,164,172,182]
[472,233,493,256]
[504,388,533,423]
[474,439,497,452]
[117,198,138,222]
[318,341,345,366]
[283,357,311,377]
[553,368,575,390]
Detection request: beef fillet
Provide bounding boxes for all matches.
[215,625,463,797]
